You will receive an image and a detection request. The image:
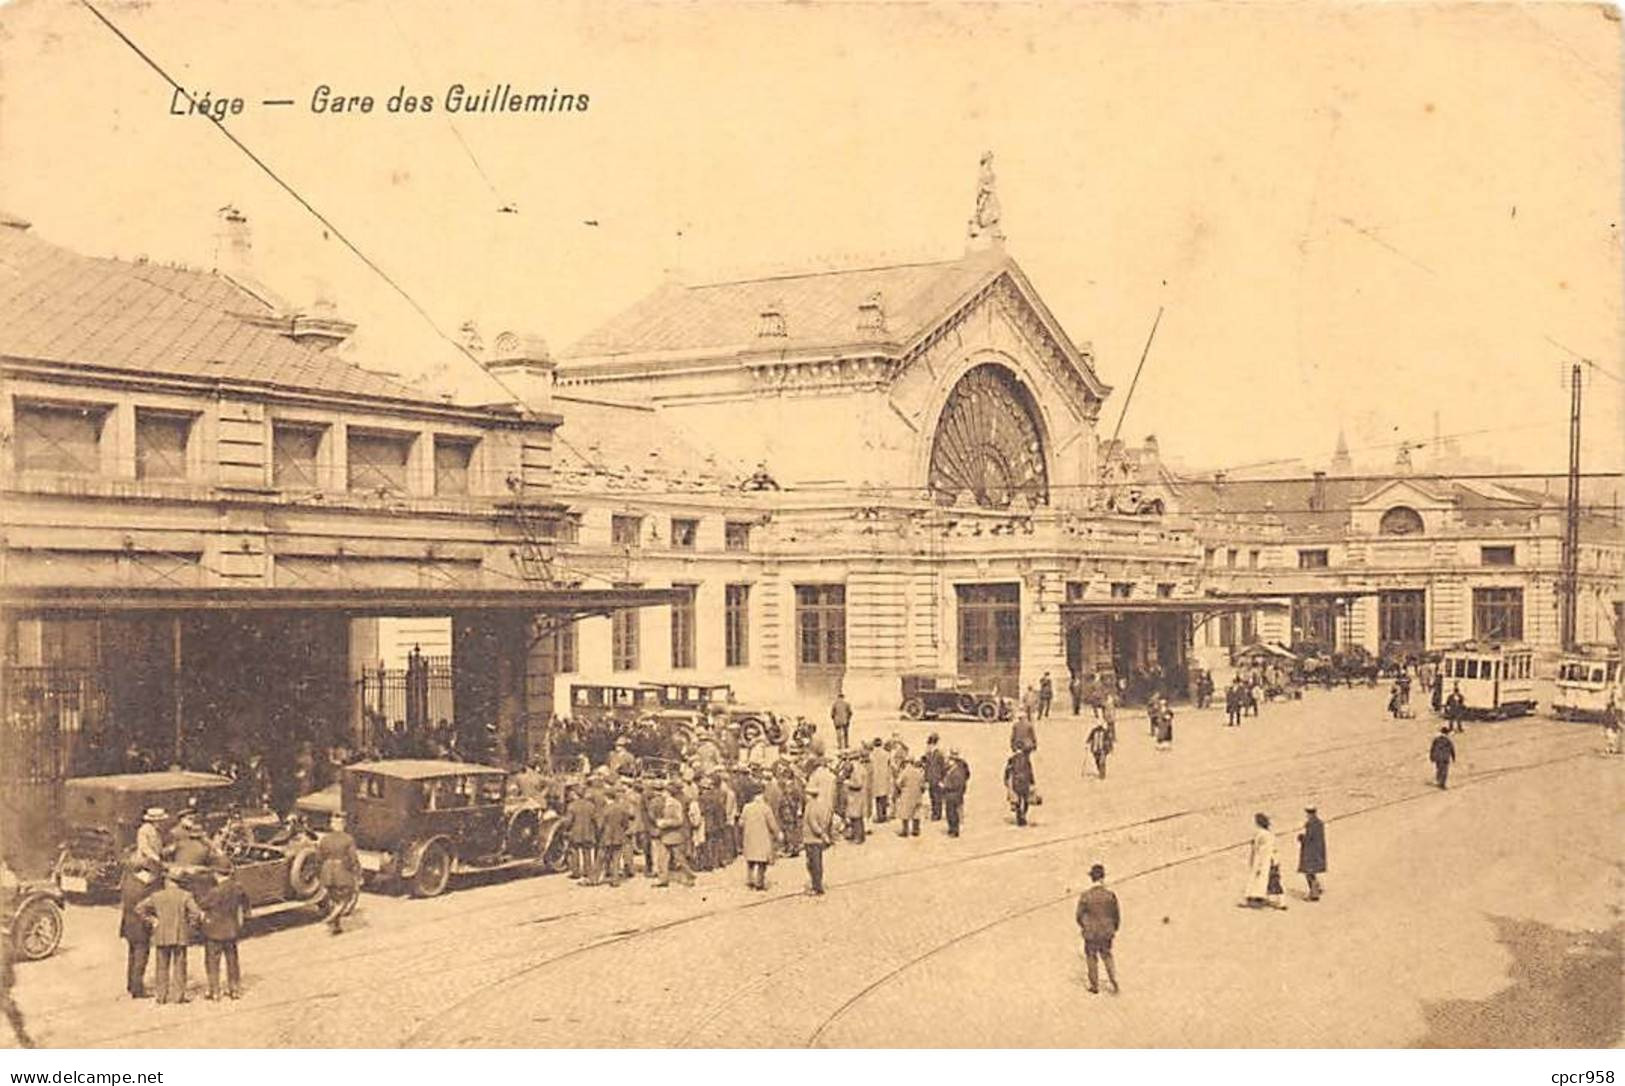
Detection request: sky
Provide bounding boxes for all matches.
[0,0,1620,476]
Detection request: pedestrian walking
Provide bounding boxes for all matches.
[1011,712,1038,754]
[1604,697,1622,756]
[1038,672,1054,719]
[1086,720,1113,779]
[1069,671,1084,716]
[197,862,250,1000]
[1004,748,1034,826]
[895,758,924,837]
[740,788,782,891]
[1022,683,1039,720]
[316,812,361,934]
[1102,693,1118,745]
[1297,807,1326,901]
[869,739,894,824]
[1075,863,1121,995]
[1225,680,1242,727]
[653,783,696,887]
[1154,702,1174,751]
[1429,726,1456,789]
[831,691,853,751]
[922,734,946,821]
[1444,684,1466,733]
[803,758,836,895]
[137,872,203,1003]
[942,749,970,837]
[118,856,158,999]
[1242,812,1286,910]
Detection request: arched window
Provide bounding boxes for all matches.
[928,364,1048,508]
[1379,506,1424,535]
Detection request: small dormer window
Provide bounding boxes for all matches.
[856,292,887,334]
[757,301,788,338]
[1379,506,1424,535]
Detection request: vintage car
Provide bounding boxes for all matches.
[639,681,783,743]
[568,681,662,725]
[898,673,1011,722]
[3,868,65,962]
[342,760,563,897]
[53,771,241,897]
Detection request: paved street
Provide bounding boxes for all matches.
[8,686,1620,1049]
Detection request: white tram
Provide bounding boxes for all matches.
[1552,647,1622,721]
[1438,642,1537,719]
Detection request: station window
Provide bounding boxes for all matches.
[725,521,752,552]
[612,585,641,671]
[1480,545,1515,567]
[14,401,107,475]
[135,411,193,480]
[611,514,643,548]
[1111,583,1133,598]
[433,437,476,496]
[725,584,750,668]
[670,584,697,669]
[1227,549,1239,568]
[1248,550,1260,569]
[1157,583,1175,598]
[671,517,699,550]
[1298,549,1329,569]
[1472,587,1523,642]
[348,429,414,495]
[272,424,325,489]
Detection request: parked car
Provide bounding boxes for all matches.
[53,771,241,898]
[568,682,662,725]
[341,759,562,897]
[898,673,1011,722]
[3,865,65,962]
[640,680,782,743]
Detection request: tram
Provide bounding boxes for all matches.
[1552,647,1622,720]
[1438,641,1538,719]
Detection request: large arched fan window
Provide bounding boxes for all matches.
[928,364,1049,508]
[1379,506,1424,535]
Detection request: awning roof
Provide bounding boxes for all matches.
[1205,586,1380,600]
[0,585,681,619]
[1060,597,1289,618]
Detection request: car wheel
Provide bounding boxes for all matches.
[506,810,542,858]
[13,897,64,961]
[411,841,452,898]
[765,719,785,745]
[287,846,323,900]
[902,698,926,720]
[977,700,1000,722]
[540,825,571,874]
[738,718,764,744]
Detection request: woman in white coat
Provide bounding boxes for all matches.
[1244,812,1285,909]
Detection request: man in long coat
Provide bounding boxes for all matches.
[1296,806,1326,901]
[842,755,868,844]
[1430,726,1457,789]
[316,812,361,934]
[739,789,782,891]
[802,760,836,895]
[1004,749,1034,827]
[118,858,158,999]
[136,873,203,1003]
[1086,721,1113,780]
[653,783,695,888]
[894,759,925,838]
[922,735,947,821]
[868,740,894,824]
[1010,713,1038,755]
[1075,863,1121,995]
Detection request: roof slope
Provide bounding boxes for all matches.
[552,394,744,489]
[0,221,427,402]
[562,250,1008,366]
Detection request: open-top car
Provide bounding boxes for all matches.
[342,759,563,897]
[53,771,240,897]
[4,870,65,962]
[898,673,1011,722]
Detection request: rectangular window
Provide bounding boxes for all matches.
[1480,545,1516,567]
[611,588,641,671]
[1240,610,1258,644]
[1472,587,1523,642]
[725,584,750,667]
[1157,583,1175,598]
[14,402,105,475]
[544,621,577,674]
[671,518,699,550]
[795,584,847,667]
[670,584,697,669]
[1226,549,1238,568]
[611,514,643,548]
[1065,581,1087,602]
[1219,613,1236,648]
[1379,590,1427,651]
[1248,549,1260,569]
[348,430,413,494]
[957,584,1020,672]
[1203,548,1216,567]
[433,437,475,496]
[1110,582,1133,599]
[1298,549,1330,569]
[134,411,192,480]
[1292,596,1338,646]
[725,521,752,552]
[273,424,324,489]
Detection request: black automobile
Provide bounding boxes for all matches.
[898,673,1011,722]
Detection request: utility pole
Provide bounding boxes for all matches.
[1559,362,1582,652]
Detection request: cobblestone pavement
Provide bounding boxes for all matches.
[7,688,1619,1048]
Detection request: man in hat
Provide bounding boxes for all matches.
[1297,807,1326,901]
[1444,683,1466,733]
[197,861,250,999]
[830,690,852,751]
[1075,863,1120,995]
[1429,726,1456,789]
[596,783,633,887]
[653,782,695,888]
[606,737,636,778]
[170,815,220,891]
[868,738,893,824]
[842,752,868,844]
[894,757,925,838]
[802,759,836,895]
[564,784,599,883]
[739,784,782,891]
[117,853,159,999]
[1003,747,1034,827]
[1086,718,1114,780]
[136,807,167,871]
[137,871,203,1004]
[316,812,361,934]
[922,734,946,821]
[1038,671,1054,719]
[941,748,971,837]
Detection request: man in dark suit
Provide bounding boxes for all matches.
[921,734,946,821]
[1075,862,1121,995]
[830,692,852,751]
[941,750,970,837]
[1429,727,1457,789]
[197,863,250,999]
[118,857,159,999]
[136,873,203,1004]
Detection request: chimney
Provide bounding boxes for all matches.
[1213,470,1227,493]
[214,205,252,278]
[1310,470,1327,511]
[856,292,887,335]
[1142,435,1160,465]
[1395,444,1413,475]
[757,301,788,339]
[484,331,555,411]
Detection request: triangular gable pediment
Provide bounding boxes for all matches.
[1353,478,1457,509]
